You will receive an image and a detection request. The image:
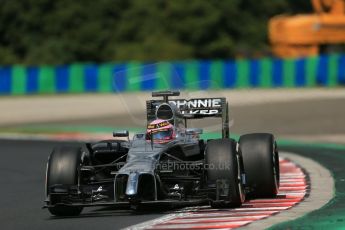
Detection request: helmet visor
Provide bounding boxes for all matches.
[148,128,173,140]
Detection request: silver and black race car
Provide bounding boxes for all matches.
[44,91,280,216]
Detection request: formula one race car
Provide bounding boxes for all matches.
[44,91,279,216]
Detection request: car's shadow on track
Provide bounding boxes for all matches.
[47,206,177,220]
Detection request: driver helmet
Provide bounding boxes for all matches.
[146,119,175,143]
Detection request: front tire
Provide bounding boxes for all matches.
[205,139,245,208]
[46,147,84,216]
[239,133,279,198]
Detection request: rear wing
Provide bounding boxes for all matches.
[146,92,230,138]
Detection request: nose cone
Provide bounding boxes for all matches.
[125,172,139,197]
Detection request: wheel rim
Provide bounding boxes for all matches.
[272,146,278,192]
[45,158,49,198]
[236,154,245,203]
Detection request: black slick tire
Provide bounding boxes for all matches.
[205,139,245,208]
[46,147,84,216]
[239,133,279,198]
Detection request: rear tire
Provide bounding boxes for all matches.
[239,133,279,198]
[205,139,245,208]
[46,147,84,216]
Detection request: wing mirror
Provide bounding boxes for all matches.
[133,133,145,140]
[113,130,129,137]
[186,128,203,135]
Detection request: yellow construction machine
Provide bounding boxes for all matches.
[269,0,345,57]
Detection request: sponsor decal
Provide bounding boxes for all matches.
[147,120,170,129]
[169,98,223,115]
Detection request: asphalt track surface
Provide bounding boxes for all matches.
[0,139,168,230]
[0,139,336,230]
[0,95,344,229]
